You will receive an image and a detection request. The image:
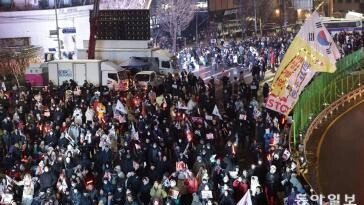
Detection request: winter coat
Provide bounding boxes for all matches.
[219,195,235,205]
[53,110,64,125]
[192,161,205,175]
[70,191,82,205]
[125,201,139,205]
[79,196,93,205]
[147,147,160,164]
[39,171,57,191]
[121,157,134,174]
[102,182,114,195]
[191,194,203,205]
[112,189,125,205]
[68,125,80,142]
[99,149,112,165]
[139,183,151,205]
[150,185,167,200]
[289,175,305,194]
[252,192,268,205]
[184,177,198,193]
[85,107,94,122]
[287,192,296,205]
[265,172,279,196]
[232,180,249,202]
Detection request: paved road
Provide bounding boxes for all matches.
[318,102,364,204]
[192,64,242,82]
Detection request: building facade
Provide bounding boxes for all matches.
[333,0,364,15]
[0,5,91,58]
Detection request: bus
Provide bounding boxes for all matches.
[321,17,363,35]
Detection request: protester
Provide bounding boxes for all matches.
[2,29,360,204]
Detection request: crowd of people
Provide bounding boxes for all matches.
[0,28,361,205]
[177,31,295,78]
[0,31,312,205]
[333,31,364,56]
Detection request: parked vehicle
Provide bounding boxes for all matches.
[25,63,48,86]
[120,49,179,76]
[134,71,164,90]
[47,59,130,91]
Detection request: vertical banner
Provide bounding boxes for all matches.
[265,56,316,115]
[265,11,340,115]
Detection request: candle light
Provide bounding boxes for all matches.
[232,145,236,155]
[187,130,192,142]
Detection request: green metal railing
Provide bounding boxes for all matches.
[292,48,364,147]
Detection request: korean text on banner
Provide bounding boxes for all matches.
[265,56,315,115]
[265,11,340,115]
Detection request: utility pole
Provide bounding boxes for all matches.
[239,0,244,39]
[196,11,198,48]
[54,0,62,60]
[254,0,257,34]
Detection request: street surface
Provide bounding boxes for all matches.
[318,102,364,204]
[192,65,241,82]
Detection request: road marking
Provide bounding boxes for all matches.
[199,70,211,76]
[202,67,236,81]
[192,66,209,73]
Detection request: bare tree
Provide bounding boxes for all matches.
[238,0,274,37]
[0,56,40,86]
[99,0,148,10]
[156,0,196,54]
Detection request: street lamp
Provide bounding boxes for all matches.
[297,8,302,23]
[54,0,61,59]
[275,8,280,17]
[195,3,208,48]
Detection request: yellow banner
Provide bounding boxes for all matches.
[271,56,305,97]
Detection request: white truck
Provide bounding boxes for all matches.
[134,71,164,91]
[47,59,131,91]
[78,40,178,75]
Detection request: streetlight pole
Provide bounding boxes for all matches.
[254,0,257,34]
[55,0,62,59]
[283,0,287,29]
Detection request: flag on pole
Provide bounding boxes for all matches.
[273,11,340,77]
[114,100,127,123]
[212,105,222,119]
[265,11,340,115]
[237,189,253,205]
[115,100,127,115]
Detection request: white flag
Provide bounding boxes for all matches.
[115,100,127,114]
[130,123,139,140]
[212,105,222,120]
[237,189,253,205]
[1,81,6,91]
